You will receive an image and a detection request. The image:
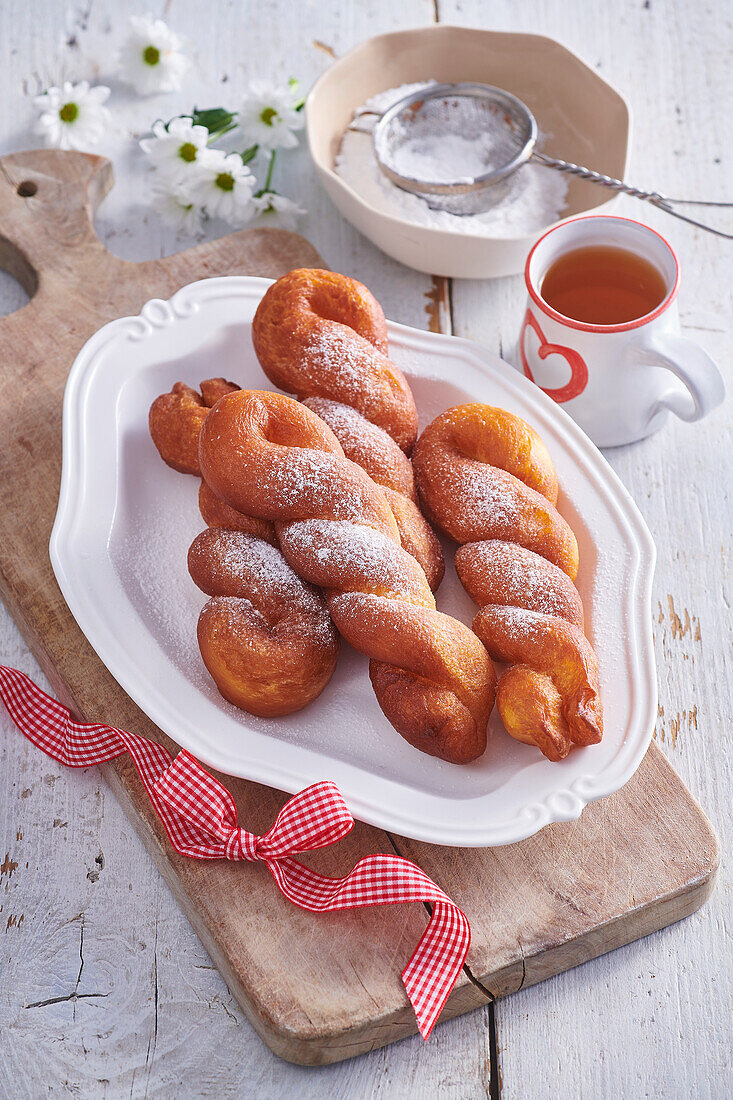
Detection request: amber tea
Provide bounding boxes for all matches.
[541,245,668,325]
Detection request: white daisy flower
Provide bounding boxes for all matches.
[151,179,203,234]
[118,14,189,95]
[184,149,256,227]
[252,192,306,231]
[33,81,111,151]
[139,117,210,182]
[237,80,304,151]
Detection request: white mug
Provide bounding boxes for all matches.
[518,215,725,447]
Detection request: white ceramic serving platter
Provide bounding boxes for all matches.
[51,276,656,847]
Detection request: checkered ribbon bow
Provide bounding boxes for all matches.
[0,664,470,1038]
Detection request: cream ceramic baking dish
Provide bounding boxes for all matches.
[306,25,632,278]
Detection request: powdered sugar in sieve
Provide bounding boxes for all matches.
[372,83,536,214]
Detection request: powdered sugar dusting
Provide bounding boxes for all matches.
[451,460,522,532]
[191,528,336,648]
[329,590,425,646]
[303,329,373,401]
[480,604,555,649]
[201,527,315,601]
[265,448,365,524]
[280,519,431,604]
[304,396,414,497]
[305,395,388,453]
[205,594,269,645]
[458,540,582,622]
[117,492,203,674]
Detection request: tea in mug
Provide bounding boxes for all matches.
[541,245,668,325]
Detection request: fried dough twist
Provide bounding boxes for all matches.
[149,379,334,713]
[149,378,239,475]
[199,389,496,764]
[252,269,444,590]
[413,404,603,761]
[188,526,339,716]
[149,377,276,542]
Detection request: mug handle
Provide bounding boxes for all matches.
[632,331,726,423]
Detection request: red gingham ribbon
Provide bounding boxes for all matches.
[0,664,469,1038]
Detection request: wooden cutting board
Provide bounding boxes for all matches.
[0,150,719,1066]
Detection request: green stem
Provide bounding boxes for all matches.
[263,149,276,192]
[206,120,239,144]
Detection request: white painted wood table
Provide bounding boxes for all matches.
[1,1,730,1096]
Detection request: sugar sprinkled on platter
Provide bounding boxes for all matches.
[335,81,568,237]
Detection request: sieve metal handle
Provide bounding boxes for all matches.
[533,152,733,239]
[347,108,382,134]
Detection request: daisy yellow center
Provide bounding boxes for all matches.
[143,45,161,66]
[59,102,78,123]
[215,172,235,192]
[260,107,278,126]
[178,142,198,162]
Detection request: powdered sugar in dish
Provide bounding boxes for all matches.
[336,81,568,237]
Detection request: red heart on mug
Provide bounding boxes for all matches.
[520,308,589,403]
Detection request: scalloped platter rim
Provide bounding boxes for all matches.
[50,275,657,847]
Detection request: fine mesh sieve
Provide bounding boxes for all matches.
[354,82,732,237]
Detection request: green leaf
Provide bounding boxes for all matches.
[289,77,306,111]
[191,106,237,134]
[239,144,259,165]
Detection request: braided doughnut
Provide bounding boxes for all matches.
[413,404,603,762]
[252,268,416,449]
[149,380,336,714]
[188,526,339,716]
[199,390,496,764]
[252,269,444,591]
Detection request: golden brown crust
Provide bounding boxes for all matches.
[384,488,445,593]
[302,396,416,498]
[200,377,240,406]
[150,379,339,716]
[301,399,444,590]
[495,666,572,762]
[455,540,583,628]
[474,606,602,747]
[414,403,602,760]
[369,663,487,764]
[251,268,418,452]
[149,377,281,544]
[149,378,239,475]
[252,271,444,589]
[198,479,277,545]
[149,382,209,475]
[199,390,496,763]
[188,526,339,717]
[413,405,578,579]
